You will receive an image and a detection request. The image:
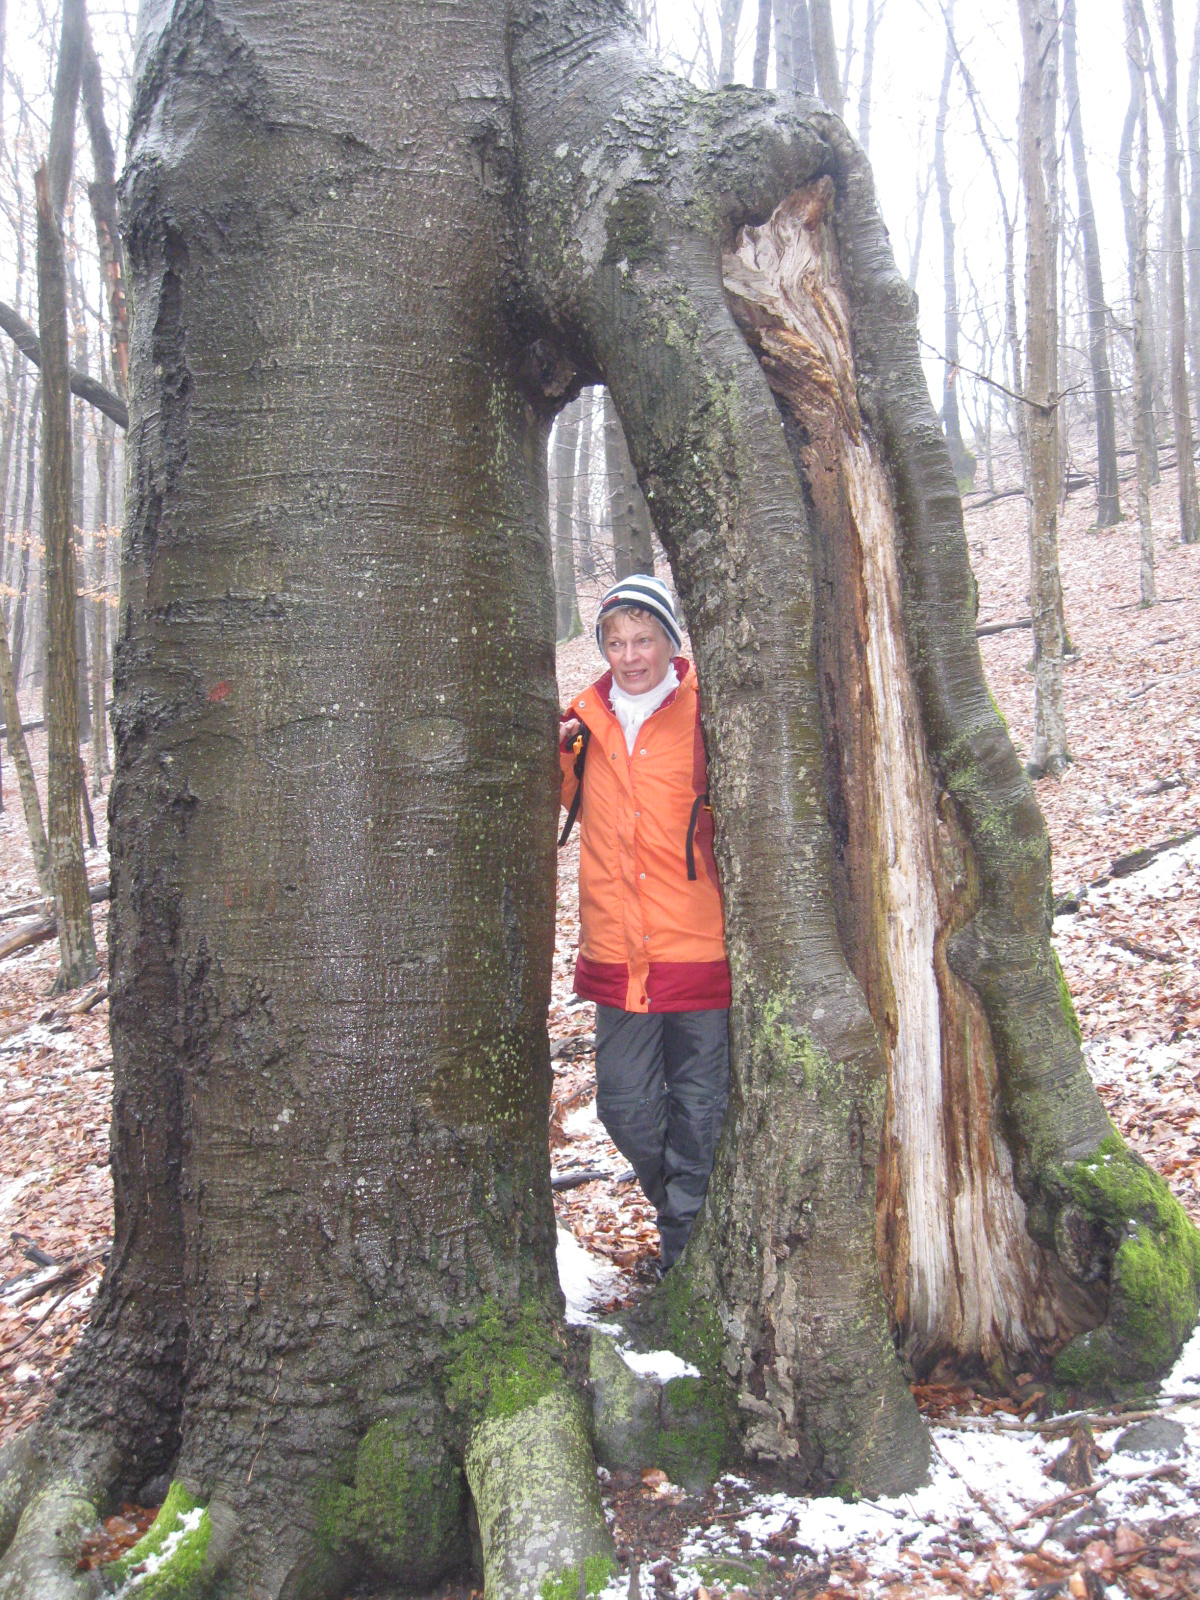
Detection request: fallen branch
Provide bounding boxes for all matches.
[0,881,111,959]
[1110,934,1179,964]
[0,300,128,429]
[1011,1462,1184,1532]
[551,1167,609,1192]
[976,617,1033,637]
[0,695,112,741]
[62,981,108,1015]
[1,1243,108,1309]
[1055,827,1200,914]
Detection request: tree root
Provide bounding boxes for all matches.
[466,1391,613,1600]
[0,1460,112,1599]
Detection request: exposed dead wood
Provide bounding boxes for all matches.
[0,880,111,958]
[1,1243,108,1309]
[976,617,1033,637]
[1110,935,1180,963]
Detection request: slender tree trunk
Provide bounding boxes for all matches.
[573,386,596,585]
[1126,0,1158,604]
[10,379,37,686]
[1063,0,1121,526]
[808,0,841,111]
[857,0,877,153]
[0,623,50,893]
[4,365,28,621]
[1120,76,1162,485]
[752,0,771,88]
[0,353,17,594]
[716,0,745,86]
[775,0,813,95]
[603,391,654,579]
[69,263,92,742]
[1156,0,1200,541]
[79,19,128,398]
[935,6,973,487]
[35,0,97,992]
[1188,12,1200,440]
[553,406,582,640]
[91,413,111,785]
[1020,0,1070,776]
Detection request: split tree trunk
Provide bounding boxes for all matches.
[1,2,1196,1594]
[1155,0,1200,542]
[1019,0,1070,777]
[1063,0,1120,528]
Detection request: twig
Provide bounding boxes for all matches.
[1,1243,108,1308]
[929,1436,1014,1537]
[0,1279,88,1365]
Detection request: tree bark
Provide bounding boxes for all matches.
[1063,0,1121,527]
[35,0,97,995]
[934,5,974,488]
[1020,0,1070,777]
[1154,0,1200,542]
[1125,0,1158,605]
[856,0,877,154]
[0,621,50,895]
[79,19,128,398]
[553,405,582,640]
[1,3,1195,1592]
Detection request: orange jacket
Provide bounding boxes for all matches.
[560,660,729,1013]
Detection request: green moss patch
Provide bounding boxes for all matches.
[540,1554,615,1600]
[316,1419,466,1583]
[1053,1136,1200,1391]
[445,1296,567,1424]
[106,1481,210,1596]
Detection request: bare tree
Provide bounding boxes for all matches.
[1120,62,1162,484]
[36,0,98,989]
[774,0,814,95]
[857,0,880,153]
[1143,0,1200,541]
[808,0,842,110]
[552,402,582,640]
[603,390,655,579]
[934,3,974,486]
[1126,0,1158,604]
[1063,0,1121,526]
[1020,0,1070,776]
[752,0,771,87]
[716,0,744,85]
[1186,9,1200,465]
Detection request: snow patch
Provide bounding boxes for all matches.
[557,1226,624,1325]
[616,1347,700,1383]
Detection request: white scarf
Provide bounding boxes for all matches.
[609,664,679,754]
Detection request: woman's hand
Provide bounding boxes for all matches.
[560,716,582,749]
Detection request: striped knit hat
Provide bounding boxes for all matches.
[595,574,683,656]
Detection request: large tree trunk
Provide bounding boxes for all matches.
[1019,0,1070,778]
[1156,0,1200,542]
[35,0,97,995]
[2,2,1196,1594]
[1063,0,1120,527]
[934,7,974,488]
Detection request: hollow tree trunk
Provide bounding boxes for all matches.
[1120,57,1162,485]
[1125,0,1158,605]
[1157,0,1200,542]
[35,6,97,995]
[935,7,974,488]
[2,2,1196,1594]
[1019,0,1070,778]
[602,392,655,580]
[857,0,877,153]
[1063,0,1120,528]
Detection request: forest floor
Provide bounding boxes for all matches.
[0,468,1196,1599]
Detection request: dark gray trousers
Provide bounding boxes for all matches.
[594,1005,730,1269]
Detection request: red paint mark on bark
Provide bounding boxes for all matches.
[208,682,231,704]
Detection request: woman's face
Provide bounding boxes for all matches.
[601,609,674,695]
